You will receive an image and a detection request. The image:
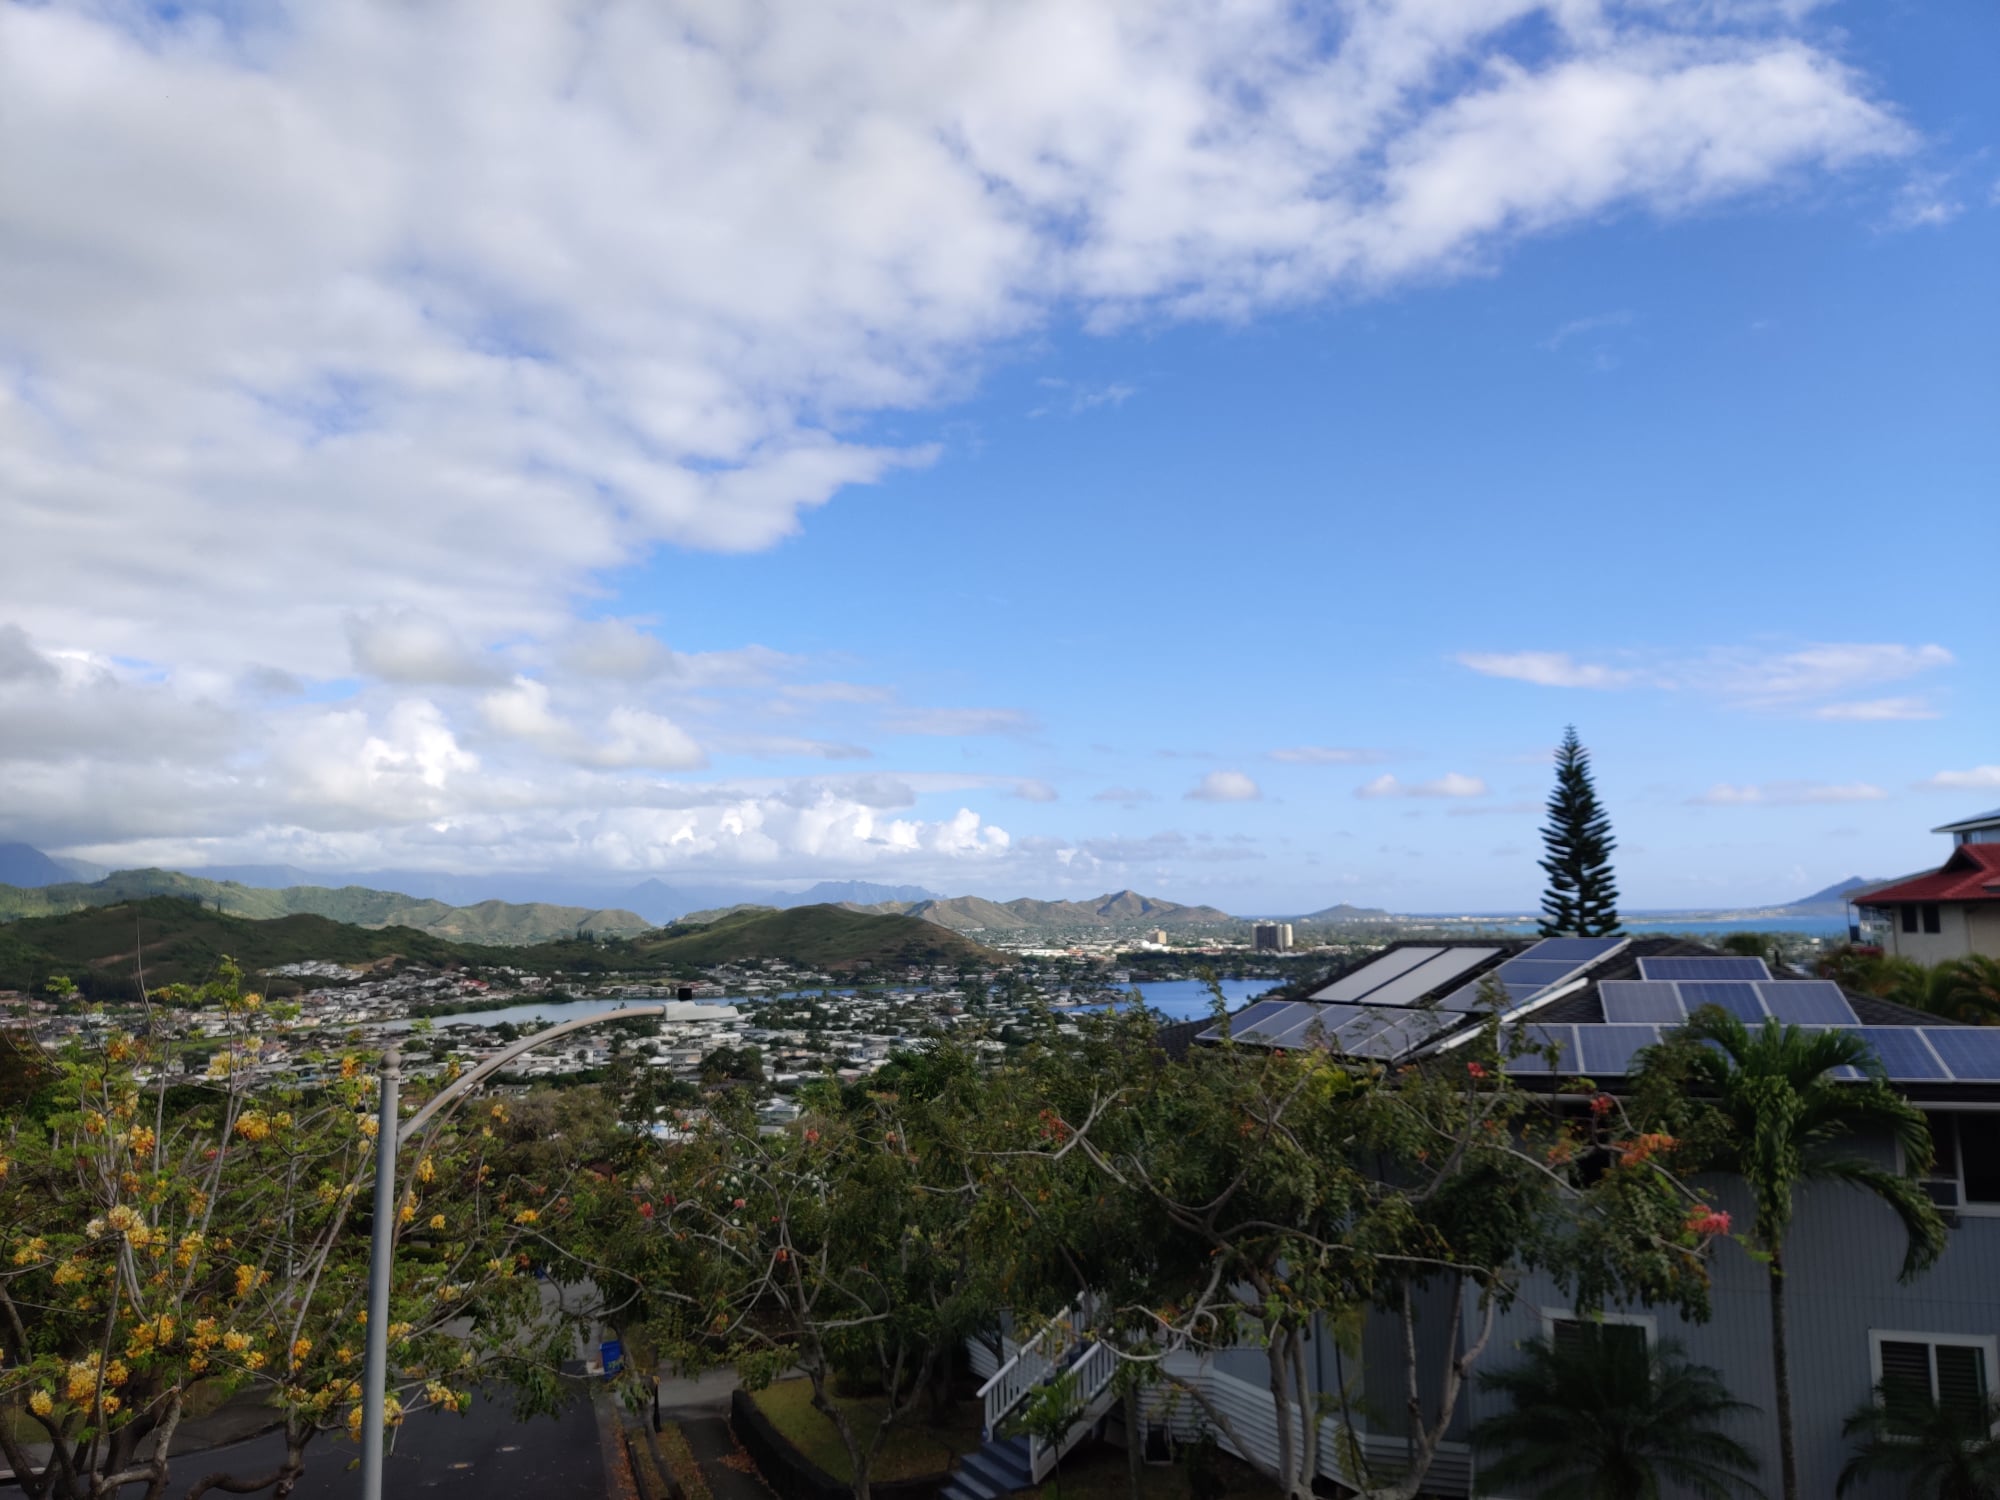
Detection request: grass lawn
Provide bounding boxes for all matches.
[749,1379,985,1482]
[1018,1441,1284,1500]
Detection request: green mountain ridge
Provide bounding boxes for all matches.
[0,869,652,944]
[633,905,999,970]
[887,889,1240,934]
[0,898,995,1000]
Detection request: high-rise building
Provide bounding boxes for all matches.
[1252,922,1293,952]
[1148,929,1170,946]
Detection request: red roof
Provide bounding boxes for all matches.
[1859,844,2000,906]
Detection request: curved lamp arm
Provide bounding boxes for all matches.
[399,1003,670,1142]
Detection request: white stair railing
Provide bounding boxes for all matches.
[1026,1338,1120,1481]
[977,1298,1091,1439]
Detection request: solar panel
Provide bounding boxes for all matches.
[1757,982,1858,1025]
[1255,1004,1362,1049]
[1495,958,1589,988]
[1852,1028,1949,1082]
[1599,981,1686,1024]
[1575,1025,1663,1077]
[1638,957,1772,982]
[1197,1000,1318,1043]
[1346,1009,1470,1058]
[1518,937,1625,963]
[1310,947,1444,1002]
[1921,1028,2000,1082]
[1678,982,1768,1023]
[1342,950,1498,1010]
[1501,1025,1577,1075]
[1192,998,1297,1041]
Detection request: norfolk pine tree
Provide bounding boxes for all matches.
[1538,726,1620,938]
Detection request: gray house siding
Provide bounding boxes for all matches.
[1449,1145,2000,1498]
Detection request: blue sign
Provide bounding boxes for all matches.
[600,1339,624,1377]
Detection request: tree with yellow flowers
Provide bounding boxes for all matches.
[0,964,581,1500]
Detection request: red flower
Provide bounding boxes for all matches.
[637,1202,655,1220]
[1686,1207,1732,1238]
[1589,1094,1615,1117]
[732,1197,746,1209]
[1466,1062,1488,1080]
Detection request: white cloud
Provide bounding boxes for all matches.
[1812,697,1940,721]
[0,1,1922,872]
[1458,641,1954,710]
[1092,786,1158,807]
[1357,773,1489,799]
[1540,310,1633,350]
[1269,746,1390,765]
[1013,779,1060,803]
[1456,652,1639,689]
[349,610,505,686]
[1187,771,1261,803]
[781,682,895,705]
[1690,781,1888,805]
[883,707,1036,737]
[1919,766,2000,792]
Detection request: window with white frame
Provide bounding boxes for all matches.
[1918,1112,2000,1212]
[1870,1332,1996,1428]
[1541,1309,1654,1365]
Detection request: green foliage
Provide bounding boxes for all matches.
[1838,1383,2000,1499]
[1537,726,1620,938]
[1474,1331,1763,1500]
[0,962,572,1500]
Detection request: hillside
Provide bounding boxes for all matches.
[1299,902,1395,923]
[0,897,503,999]
[632,904,999,971]
[860,890,1238,935]
[0,868,652,943]
[1780,877,1879,914]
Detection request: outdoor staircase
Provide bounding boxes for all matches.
[952,1298,1120,1499]
[939,1435,1035,1500]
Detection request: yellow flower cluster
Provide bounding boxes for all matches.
[357,1115,379,1139]
[12,1237,48,1265]
[235,1111,272,1143]
[64,1357,100,1403]
[127,1125,156,1156]
[222,1330,253,1354]
[428,1213,446,1231]
[340,1055,362,1081]
[292,1337,313,1363]
[233,1263,266,1298]
[29,1390,53,1417]
[512,1208,539,1225]
[82,1111,107,1136]
[176,1232,205,1269]
[417,1156,436,1184]
[424,1381,465,1413]
[52,1258,86,1287]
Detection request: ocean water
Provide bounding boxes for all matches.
[1076,977,1278,1021]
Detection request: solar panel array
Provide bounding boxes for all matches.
[1636,956,1772,982]
[1206,936,1625,1057]
[1600,979,1859,1026]
[1504,1022,2000,1082]
[1307,945,1502,1005]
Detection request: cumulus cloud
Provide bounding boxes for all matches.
[1357,773,1489,799]
[1919,766,2000,792]
[1187,771,1261,803]
[1269,746,1390,765]
[349,610,505,686]
[1690,781,1889,805]
[0,1,1923,875]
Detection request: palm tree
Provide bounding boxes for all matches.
[1839,1382,2000,1498]
[1474,1328,1763,1498]
[1930,956,2000,1026]
[1638,1012,1948,1500]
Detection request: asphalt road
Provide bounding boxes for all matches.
[124,1382,607,1499]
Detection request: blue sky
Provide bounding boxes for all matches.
[0,0,1993,912]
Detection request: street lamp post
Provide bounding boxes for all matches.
[359,1004,673,1499]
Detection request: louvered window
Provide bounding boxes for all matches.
[1872,1334,1994,1430]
